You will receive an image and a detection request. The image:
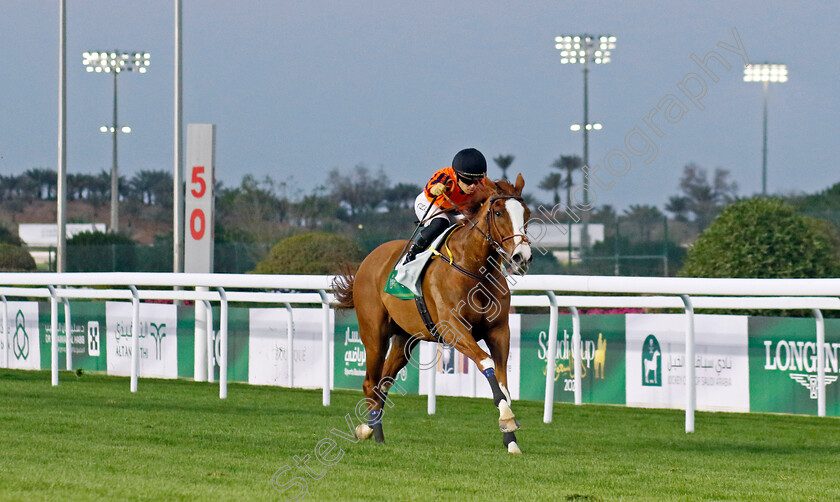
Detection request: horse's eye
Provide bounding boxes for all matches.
[494,211,502,217]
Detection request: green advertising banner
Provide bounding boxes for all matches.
[749,317,840,416]
[211,306,250,383]
[519,314,626,405]
[39,301,108,372]
[333,309,419,394]
[177,305,194,379]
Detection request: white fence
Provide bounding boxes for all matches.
[1,272,839,433]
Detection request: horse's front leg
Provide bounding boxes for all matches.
[434,314,520,453]
[484,321,521,454]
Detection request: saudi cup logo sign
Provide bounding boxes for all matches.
[642,334,662,386]
[13,310,29,360]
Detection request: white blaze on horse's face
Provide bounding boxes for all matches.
[504,199,532,275]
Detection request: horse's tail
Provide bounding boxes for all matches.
[332,264,356,309]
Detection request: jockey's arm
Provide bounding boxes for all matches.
[424,170,454,201]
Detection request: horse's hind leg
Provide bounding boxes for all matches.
[357,310,390,443]
[377,328,414,402]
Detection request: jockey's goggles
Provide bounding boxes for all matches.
[457,174,484,186]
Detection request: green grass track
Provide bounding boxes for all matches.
[1,369,839,501]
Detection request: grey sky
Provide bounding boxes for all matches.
[1,1,838,210]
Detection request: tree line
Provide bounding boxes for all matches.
[0,168,173,206]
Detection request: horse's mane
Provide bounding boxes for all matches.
[459,179,521,220]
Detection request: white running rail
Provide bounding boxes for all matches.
[1,272,839,433]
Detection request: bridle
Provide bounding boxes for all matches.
[442,193,531,272]
[484,195,531,253]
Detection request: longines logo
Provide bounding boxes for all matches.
[764,339,840,400]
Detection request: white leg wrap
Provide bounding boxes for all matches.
[479,358,495,372]
[500,384,512,404]
[507,441,522,454]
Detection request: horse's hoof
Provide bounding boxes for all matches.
[355,423,373,440]
[499,418,520,433]
[507,441,522,454]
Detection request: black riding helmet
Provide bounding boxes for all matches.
[452,148,487,181]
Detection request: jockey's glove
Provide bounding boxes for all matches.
[429,183,448,196]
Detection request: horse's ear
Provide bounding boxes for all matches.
[484,178,498,192]
[514,173,525,194]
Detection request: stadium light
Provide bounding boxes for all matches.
[555,34,615,253]
[743,63,787,196]
[83,50,150,232]
[570,123,603,131]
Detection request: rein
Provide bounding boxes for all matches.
[439,192,531,280]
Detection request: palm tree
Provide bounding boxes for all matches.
[623,204,663,241]
[664,195,691,222]
[130,170,173,205]
[681,164,737,223]
[23,168,57,200]
[538,172,564,205]
[89,170,112,205]
[493,154,515,181]
[594,204,618,228]
[551,155,583,208]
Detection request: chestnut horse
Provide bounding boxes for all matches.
[333,175,532,454]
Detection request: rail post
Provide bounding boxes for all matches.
[814,308,825,417]
[284,302,294,388]
[570,306,582,406]
[63,298,72,371]
[194,286,208,382]
[428,344,437,415]
[544,291,558,423]
[218,288,228,399]
[48,285,59,386]
[318,290,330,406]
[1,294,7,369]
[129,285,140,393]
[680,294,695,433]
[203,300,214,383]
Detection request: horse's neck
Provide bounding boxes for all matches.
[451,216,495,272]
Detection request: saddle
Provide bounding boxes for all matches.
[386,223,460,299]
[385,223,482,344]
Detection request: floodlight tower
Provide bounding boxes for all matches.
[83,51,150,232]
[555,34,615,253]
[743,63,787,196]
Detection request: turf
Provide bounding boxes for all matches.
[1,370,839,501]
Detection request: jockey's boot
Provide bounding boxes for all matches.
[403,218,448,265]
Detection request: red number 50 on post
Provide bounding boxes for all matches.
[190,166,206,239]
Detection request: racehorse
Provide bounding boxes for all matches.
[332,174,532,454]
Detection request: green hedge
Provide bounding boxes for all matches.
[253,232,364,274]
[0,243,36,272]
[681,198,840,278]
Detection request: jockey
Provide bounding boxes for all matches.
[403,148,487,264]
